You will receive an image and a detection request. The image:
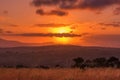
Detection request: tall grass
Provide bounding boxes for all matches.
[0,68,120,80]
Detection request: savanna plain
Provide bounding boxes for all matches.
[0,68,120,80]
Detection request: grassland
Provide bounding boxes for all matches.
[0,68,120,80]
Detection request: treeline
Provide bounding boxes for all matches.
[0,56,120,69]
[72,56,120,69]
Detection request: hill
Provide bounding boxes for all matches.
[0,38,48,47]
[0,45,120,67]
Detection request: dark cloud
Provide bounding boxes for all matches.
[32,0,120,9]
[8,24,19,27]
[114,7,120,15]
[49,10,68,16]
[36,9,44,15]
[0,22,19,27]
[36,9,68,16]
[5,31,13,34]
[32,0,61,7]
[0,28,13,34]
[5,33,82,37]
[0,29,3,33]
[99,22,120,27]
[34,23,70,27]
[78,0,120,10]
[3,10,8,14]
[32,0,120,16]
[101,27,106,30]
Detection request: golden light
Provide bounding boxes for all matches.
[54,37,71,44]
[51,27,72,44]
[52,27,72,34]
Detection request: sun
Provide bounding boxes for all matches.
[52,27,72,34]
[51,27,72,44]
[54,37,71,44]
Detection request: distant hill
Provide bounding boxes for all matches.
[0,38,28,47]
[0,45,120,67]
[0,38,50,47]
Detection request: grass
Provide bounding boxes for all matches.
[0,68,120,80]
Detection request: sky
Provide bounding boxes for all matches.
[0,0,120,48]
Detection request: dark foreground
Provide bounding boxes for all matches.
[0,68,120,80]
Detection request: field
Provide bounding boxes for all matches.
[0,68,120,80]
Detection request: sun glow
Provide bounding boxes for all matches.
[54,37,71,44]
[52,27,72,34]
[52,27,72,44]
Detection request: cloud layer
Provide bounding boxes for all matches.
[32,0,120,16]
[6,33,82,37]
[0,28,13,34]
[99,22,120,27]
[34,23,70,27]
[36,9,68,16]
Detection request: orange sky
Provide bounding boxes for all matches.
[0,0,120,47]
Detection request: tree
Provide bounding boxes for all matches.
[107,56,120,68]
[36,65,49,69]
[16,64,25,68]
[73,57,84,68]
[55,64,62,68]
[85,60,93,68]
[93,57,107,67]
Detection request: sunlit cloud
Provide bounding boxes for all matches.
[99,22,120,27]
[0,23,19,27]
[34,23,70,27]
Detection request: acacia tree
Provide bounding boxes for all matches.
[107,56,120,68]
[72,57,85,68]
[85,59,93,68]
[93,57,107,67]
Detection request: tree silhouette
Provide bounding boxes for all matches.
[85,60,93,68]
[107,56,120,68]
[16,64,25,68]
[73,57,84,68]
[72,56,120,69]
[93,57,107,67]
[55,64,62,68]
[36,65,49,69]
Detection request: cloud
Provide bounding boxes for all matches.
[32,0,120,9]
[49,10,68,16]
[0,29,3,33]
[0,28,13,34]
[99,22,120,27]
[0,22,19,27]
[32,0,61,7]
[114,7,120,15]
[32,0,120,15]
[36,9,68,16]
[3,10,8,14]
[36,9,44,15]
[5,31,13,34]
[78,0,120,10]
[34,23,70,27]
[4,33,82,37]
[8,23,19,27]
